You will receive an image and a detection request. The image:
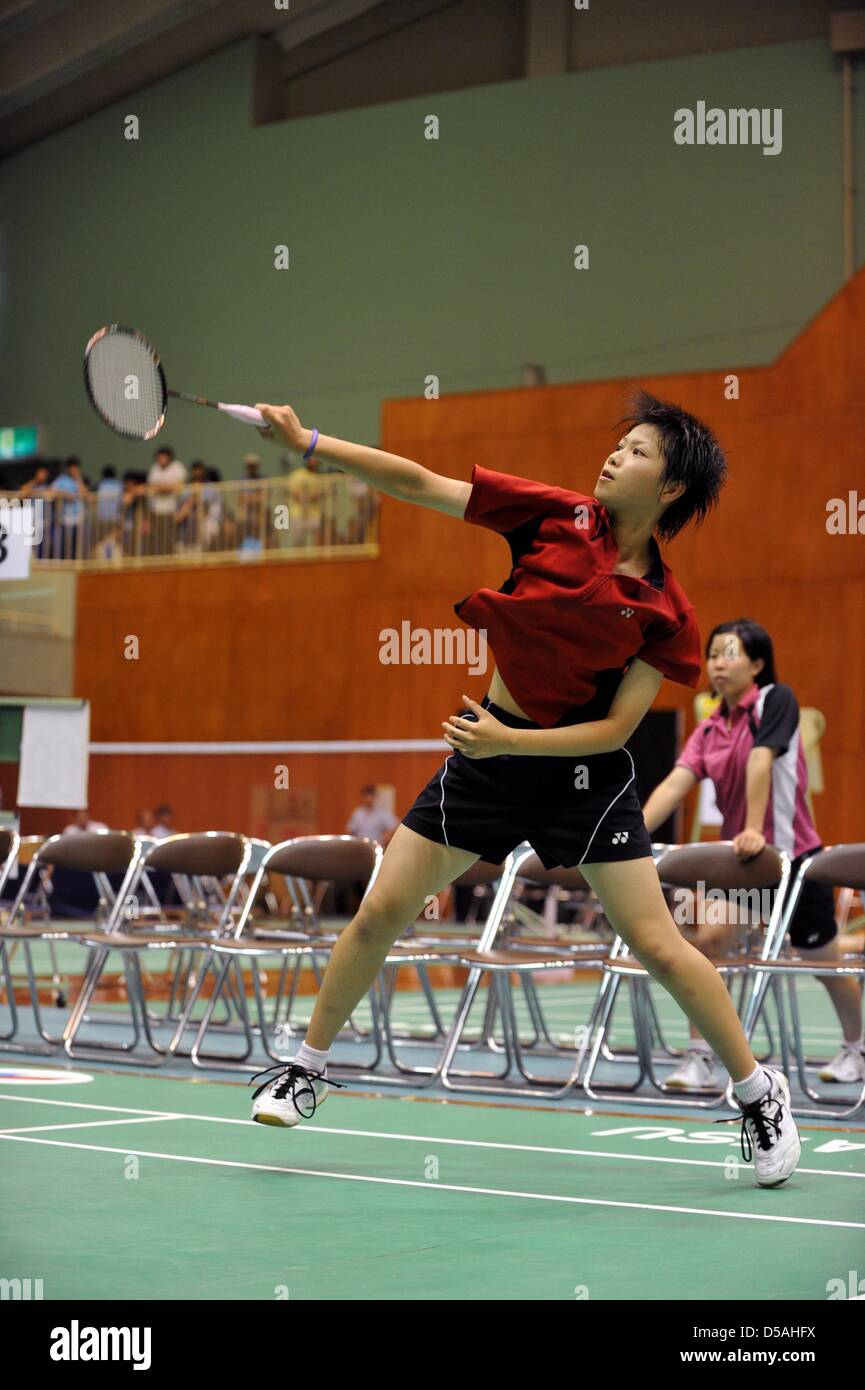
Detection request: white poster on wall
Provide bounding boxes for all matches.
[0,527,31,581]
[17,703,90,809]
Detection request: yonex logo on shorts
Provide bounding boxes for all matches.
[611,830,629,845]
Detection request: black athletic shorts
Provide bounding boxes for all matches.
[786,847,837,949]
[402,696,653,870]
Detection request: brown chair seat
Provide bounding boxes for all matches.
[79,929,218,950]
[748,955,865,972]
[209,936,333,956]
[605,954,755,977]
[458,948,585,970]
[0,923,102,939]
[509,934,609,954]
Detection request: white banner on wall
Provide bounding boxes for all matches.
[17,703,90,809]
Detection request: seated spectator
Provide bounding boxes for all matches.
[152,803,176,839]
[339,785,398,915]
[346,785,397,847]
[62,808,108,834]
[92,524,123,562]
[133,808,156,835]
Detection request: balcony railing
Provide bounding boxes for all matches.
[3,474,379,569]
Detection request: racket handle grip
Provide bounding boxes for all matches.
[218,402,267,429]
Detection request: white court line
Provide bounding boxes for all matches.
[0,1094,862,1178]
[0,1134,862,1229]
[0,1115,183,1135]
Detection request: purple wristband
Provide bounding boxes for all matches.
[303,428,319,460]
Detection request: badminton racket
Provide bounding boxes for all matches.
[83,324,266,441]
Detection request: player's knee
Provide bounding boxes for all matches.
[635,931,682,982]
[351,889,413,945]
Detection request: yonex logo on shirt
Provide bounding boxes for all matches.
[620,607,635,618]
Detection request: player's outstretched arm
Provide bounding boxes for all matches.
[256,403,470,518]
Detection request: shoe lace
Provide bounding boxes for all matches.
[715,1088,783,1163]
[248,1062,345,1117]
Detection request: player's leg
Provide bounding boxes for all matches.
[304,824,479,1050]
[666,893,752,1088]
[579,856,801,1185]
[250,824,480,1126]
[581,857,756,1076]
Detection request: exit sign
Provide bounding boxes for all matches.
[0,426,40,460]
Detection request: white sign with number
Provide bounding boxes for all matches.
[0,527,31,580]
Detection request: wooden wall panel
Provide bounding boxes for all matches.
[72,268,865,842]
[10,752,443,840]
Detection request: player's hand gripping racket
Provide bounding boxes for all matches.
[83,324,266,440]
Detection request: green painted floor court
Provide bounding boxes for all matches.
[2,1062,864,1301]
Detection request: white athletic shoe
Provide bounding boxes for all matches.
[666,1047,724,1090]
[818,1042,865,1084]
[249,1062,341,1127]
[735,1068,801,1188]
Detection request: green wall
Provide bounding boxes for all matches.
[0,37,862,479]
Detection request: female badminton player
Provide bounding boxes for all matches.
[248,390,801,1188]
[643,617,864,1089]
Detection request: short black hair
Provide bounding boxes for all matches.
[619,389,727,542]
[361,784,376,796]
[101,465,117,479]
[705,618,777,687]
[155,445,175,460]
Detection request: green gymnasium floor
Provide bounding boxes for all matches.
[1,1068,863,1301]
[2,946,864,1301]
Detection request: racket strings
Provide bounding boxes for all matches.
[85,330,165,440]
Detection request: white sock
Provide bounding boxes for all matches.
[294,1041,330,1076]
[733,1064,771,1106]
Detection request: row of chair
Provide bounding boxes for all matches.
[0,827,862,1117]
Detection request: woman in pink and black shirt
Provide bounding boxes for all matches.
[644,618,864,1088]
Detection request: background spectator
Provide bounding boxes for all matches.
[288,455,324,547]
[146,445,186,555]
[52,456,88,559]
[346,784,397,847]
[152,803,175,839]
[62,808,108,834]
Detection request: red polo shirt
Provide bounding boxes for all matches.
[454,465,702,726]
